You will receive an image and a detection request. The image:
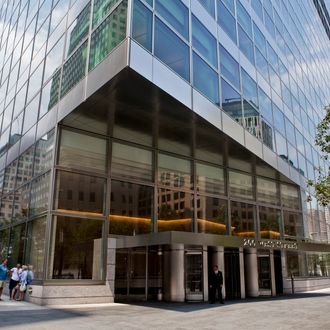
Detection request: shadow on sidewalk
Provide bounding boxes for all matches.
[125,291,330,313]
[0,306,87,328]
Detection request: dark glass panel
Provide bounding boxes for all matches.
[51,216,103,280]
[157,188,193,232]
[231,201,255,237]
[197,196,227,235]
[111,142,152,181]
[259,206,281,239]
[55,171,105,214]
[109,180,153,235]
[25,217,46,279]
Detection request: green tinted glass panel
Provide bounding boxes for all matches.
[67,2,91,56]
[61,41,88,96]
[93,0,121,27]
[89,1,127,70]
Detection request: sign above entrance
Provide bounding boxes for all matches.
[243,238,298,250]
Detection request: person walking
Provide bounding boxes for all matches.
[9,263,21,300]
[0,258,8,301]
[209,265,224,304]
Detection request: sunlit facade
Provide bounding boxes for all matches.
[0,0,330,304]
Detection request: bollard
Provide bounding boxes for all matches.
[291,273,295,294]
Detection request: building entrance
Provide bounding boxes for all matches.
[184,250,203,301]
[274,250,283,294]
[257,252,272,295]
[224,248,241,299]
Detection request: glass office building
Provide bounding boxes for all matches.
[0,0,330,304]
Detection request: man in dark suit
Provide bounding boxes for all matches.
[209,265,224,304]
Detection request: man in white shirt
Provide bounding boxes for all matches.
[9,264,21,300]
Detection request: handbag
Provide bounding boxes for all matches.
[19,283,27,292]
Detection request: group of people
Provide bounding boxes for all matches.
[0,258,34,301]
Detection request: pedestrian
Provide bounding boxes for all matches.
[209,265,224,304]
[0,258,8,301]
[9,263,21,300]
[16,265,28,301]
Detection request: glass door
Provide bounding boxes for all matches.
[185,251,203,301]
[258,254,271,295]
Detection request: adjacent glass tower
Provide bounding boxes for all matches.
[0,0,329,304]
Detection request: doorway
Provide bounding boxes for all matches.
[185,250,203,301]
[274,250,283,295]
[257,253,271,295]
[224,248,241,299]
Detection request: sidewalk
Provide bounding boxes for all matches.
[0,289,330,329]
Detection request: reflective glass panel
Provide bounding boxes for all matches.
[242,69,258,107]
[157,188,193,232]
[89,2,127,70]
[238,25,254,63]
[196,163,225,195]
[154,18,189,81]
[256,177,279,205]
[217,0,236,43]
[55,171,105,214]
[132,0,152,51]
[197,196,227,235]
[158,153,191,190]
[193,52,219,105]
[192,15,217,67]
[34,130,55,177]
[221,78,242,122]
[220,45,240,89]
[155,0,188,39]
[12,184,30,224]
[237,0,252,36]
[30,171,51,216]
[283,211,303,238]
[25,217,46,279]
[58,129,107,173]
[231,201,255,237]
[111,142,152,181]
[229,171,254,200]
[281,183,300,209]
[51,216,103,280]
[109,180,153,235]
[259,206,281,239]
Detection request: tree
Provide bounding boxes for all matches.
[308,105,330,206]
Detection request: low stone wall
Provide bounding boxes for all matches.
[283,277,330,293]
[25,283,114,305]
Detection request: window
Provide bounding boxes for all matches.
[59,129,107,173]
[89,2,127,70]
[196,163,225,195]
[229,171,254,200]
[198,0,215,17]
[192,15,217,67]
[238,25,254,63]
[221,78,242,121]
[217,0,236,43]
[132,0,152,51]
[111,142,152,181]
[275,131,287,161]
[51,216,103,280]
[256,177,279,205]
[158,188,193,232]
[231,201,255,237]
[255,48,268,81]
[259,206,281,239]
[155,0,188,39]
[109,180,153,235]
[198,196,227,235]
[241,69,258,107]
[253,23,266,55]
[219,45,240,89]
[272,104,285,135]
[281,184,300,209]
[237,0,252,36]
[193,52,219,104]
[154,18,189,81]
[258,88,272,123]
[158,153,191,190]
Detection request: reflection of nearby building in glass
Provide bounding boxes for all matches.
[0,0,330,305]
